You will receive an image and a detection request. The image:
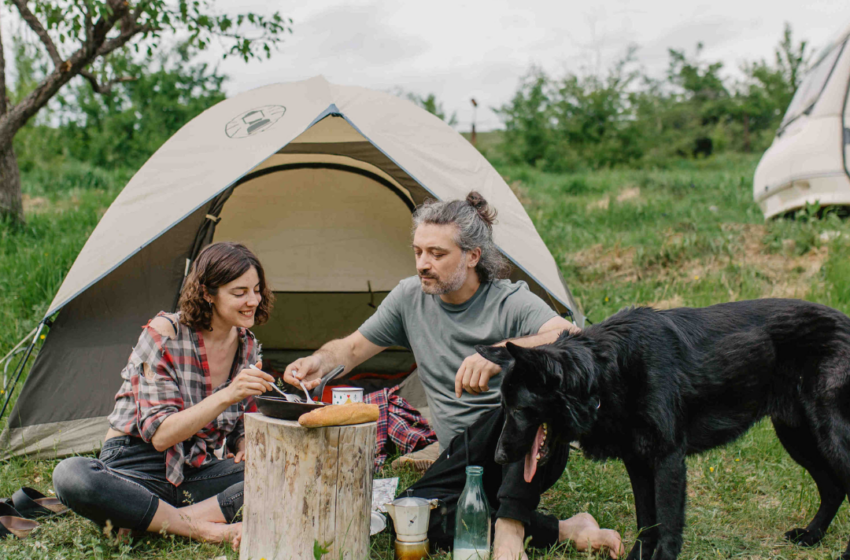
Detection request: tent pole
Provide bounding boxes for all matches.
[0,322,45,426]
[1,326,37,367]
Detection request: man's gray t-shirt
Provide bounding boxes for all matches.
[359,276,558,446]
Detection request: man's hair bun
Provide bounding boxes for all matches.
[466,191,497,228]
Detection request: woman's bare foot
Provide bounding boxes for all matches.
[493,518,528,560]
[230,523,243,551]
[559,513,623,559]
[197,520,242,546]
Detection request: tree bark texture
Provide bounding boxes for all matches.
[240,414,377,560]
[0,142,23,222]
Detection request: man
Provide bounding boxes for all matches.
[285,192,622,559]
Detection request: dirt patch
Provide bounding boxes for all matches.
[648,295,685,310]
[23,194,81,215]
[571,243,636,281]
[616,186,640,203]
[22,194,48,213]
[587,195,610,211]
[568,223,829,305]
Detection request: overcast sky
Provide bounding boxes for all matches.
[206,0,850,131]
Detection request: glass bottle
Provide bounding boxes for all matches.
[453,466,491,560]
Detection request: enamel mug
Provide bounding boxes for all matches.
[332,387,364,405]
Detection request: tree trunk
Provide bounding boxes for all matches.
[0,141,23,223]
[240,414,377,560]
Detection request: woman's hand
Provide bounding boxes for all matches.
[283,355,325,390]
[226,361,273,405]
[227,437,247,463]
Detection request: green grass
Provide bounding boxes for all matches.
[4,153,850,558]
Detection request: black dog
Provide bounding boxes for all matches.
[477,299,850,560]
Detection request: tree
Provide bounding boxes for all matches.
[0,1,292,223]
[406,92,457,126]
[56,44,226,169]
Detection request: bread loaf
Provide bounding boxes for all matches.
[298,403,379,428]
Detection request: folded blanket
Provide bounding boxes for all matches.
[365,385,437,470]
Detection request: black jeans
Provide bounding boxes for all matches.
[52,436,244,531]
[407,408,570,551]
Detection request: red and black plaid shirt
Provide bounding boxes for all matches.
[365,385,437,470]
[107,312,261,486]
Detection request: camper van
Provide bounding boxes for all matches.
[754,22,850,219]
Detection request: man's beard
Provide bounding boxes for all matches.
[419,259,468,295]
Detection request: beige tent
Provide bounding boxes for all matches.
[0,76,583,459]
[754,21,850,218]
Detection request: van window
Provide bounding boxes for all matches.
[779,39,847,131]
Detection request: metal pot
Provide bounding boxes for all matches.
[384,495,439,543]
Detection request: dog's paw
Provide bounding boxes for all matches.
[784,527,825,547]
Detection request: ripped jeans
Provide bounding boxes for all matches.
[52,435,243,531]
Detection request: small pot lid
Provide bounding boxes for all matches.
[390,496,432,508]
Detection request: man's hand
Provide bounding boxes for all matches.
[283,355,325,390]
[455,352,502,397]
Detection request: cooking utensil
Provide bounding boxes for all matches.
[314,365,346,401]
[249,364,300,402]
[254,395,325,420]
[384,494,440,543]
[297,379,313,402]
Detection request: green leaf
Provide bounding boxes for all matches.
[313,539,333,559]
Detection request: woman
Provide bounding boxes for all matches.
[53,242,276,547]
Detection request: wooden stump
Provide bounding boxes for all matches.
[240,413,377,560]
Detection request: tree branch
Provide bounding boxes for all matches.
[79,70,135,94]
[9,0,63,68]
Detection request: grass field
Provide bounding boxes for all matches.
[3,153,850,559]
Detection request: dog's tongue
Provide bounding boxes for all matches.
[524,425,546,483]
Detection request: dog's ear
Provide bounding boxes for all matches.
[504,341,531,359]
[475,345,514,368]
[505,342,562,388]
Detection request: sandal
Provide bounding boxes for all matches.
[0,502,39,539]
[11,487,69,519]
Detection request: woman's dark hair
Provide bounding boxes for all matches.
[412,191,511,282]
[178,242,274,330]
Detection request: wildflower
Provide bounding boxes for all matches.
[694,275,700,280]
[604,297,609,302]
[735,458,740,462]
[709,467,714,472]
[40,334,46,340]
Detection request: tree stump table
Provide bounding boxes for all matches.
[239,413,377,560]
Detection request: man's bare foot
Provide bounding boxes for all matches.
[493,518,528,560]
[559,513,623,559]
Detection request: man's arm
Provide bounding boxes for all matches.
[496,315,579,348]
[283,331,385,390]
[455,315,579,397]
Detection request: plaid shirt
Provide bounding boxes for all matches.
[107,312,261,486]
[365,385,437,470]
